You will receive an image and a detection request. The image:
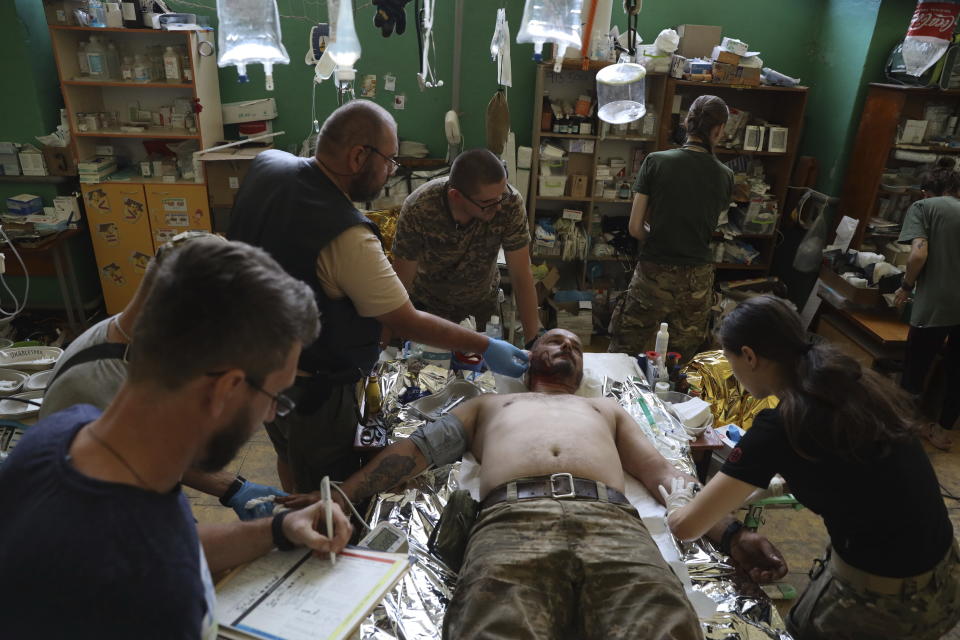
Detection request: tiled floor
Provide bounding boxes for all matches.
[190,396,960,637]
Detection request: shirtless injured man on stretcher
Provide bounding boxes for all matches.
[288,329,787,639]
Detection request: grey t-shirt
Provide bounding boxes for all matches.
[40,317,127,418]
[898,196,960,328]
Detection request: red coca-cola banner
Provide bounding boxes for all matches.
[908,1,960,39]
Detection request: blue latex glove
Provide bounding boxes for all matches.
[483,338,529,377]
[226,481,288,520]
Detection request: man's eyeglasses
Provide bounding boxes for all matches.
[206,372,296,417]
[362,145,403,172]
[459,190,511,212]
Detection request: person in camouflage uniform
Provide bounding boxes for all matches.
[609,96,733,361]
[392,148,542,344]
[608,262,715,361]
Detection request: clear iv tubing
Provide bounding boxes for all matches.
[0,227,29,319]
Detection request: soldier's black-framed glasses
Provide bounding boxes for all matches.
[206,371,296,417]
[460,190,510,212]
[361,144,403,171]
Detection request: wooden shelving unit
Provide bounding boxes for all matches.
[528,64,808,287]
[47,24,224,314]
[839,83,960,249]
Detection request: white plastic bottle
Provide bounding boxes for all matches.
[120,56,134,81]
[133,54,150,83]
[77,41,90,77]
[654,322,669,357]
[106,42,121,80]
[485,315,502,340]
[86,36,107,79]
[163,46,181,82]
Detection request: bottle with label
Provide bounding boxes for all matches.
[86,36,107,79]
[106,42,121,80]
[77,41,90,77]
[120,56,134,82]
[163,46,181,82]
[121,0,143,28]
[88,0,107,27]
[364,373,382,422]
[133,54,150,83]
[485,315,502,340]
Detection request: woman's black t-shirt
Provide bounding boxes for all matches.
[722,407,953,577]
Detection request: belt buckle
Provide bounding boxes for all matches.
[550,473,576,499]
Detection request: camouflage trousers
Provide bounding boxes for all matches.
[608,261,715,362]
[786,542,960,640]
[443,498,702,640]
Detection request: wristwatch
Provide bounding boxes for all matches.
[219,475,247,507]
[719,520,745,555]
[900,280,914,292]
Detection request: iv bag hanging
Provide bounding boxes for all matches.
[216,0,290,91]
[516,0,584,68]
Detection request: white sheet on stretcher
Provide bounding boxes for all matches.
[461,352,718,617]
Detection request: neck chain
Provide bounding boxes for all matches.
[86,427,151,489]
[112,315,133,342]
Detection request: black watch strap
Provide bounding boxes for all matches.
[272,510,296,551]
[900,280,914,292]
[719,520,744,555]
[219,475,246,507]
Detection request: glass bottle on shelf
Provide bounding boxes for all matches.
[180,47,193,82]
[77,41,90,77]
[106,42,122,80]
[133,54,150,83]
[120,56,134,82]
[86,36,107,80]
[541,93,553,132]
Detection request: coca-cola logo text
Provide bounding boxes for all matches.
[909,3,960,37]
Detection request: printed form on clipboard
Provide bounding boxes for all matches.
[216,547,413,640]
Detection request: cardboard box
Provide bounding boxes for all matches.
[737,66,761,86]
[711,62,738,84]
[535,267,561,305]
[711,46,741,66]
[819,265,881,308]
[41,145,76,176]
[221,98,278,125]
[43,0,86,25]
[677,24,722,59]
[18,145,47,176]
[201,146,271,208]
[569,174,589,198]
[6,194,43,216]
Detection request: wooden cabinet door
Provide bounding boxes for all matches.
[144,184,212,251]
[82,183,153,314]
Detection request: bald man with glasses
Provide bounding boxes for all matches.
[393,148,542,346]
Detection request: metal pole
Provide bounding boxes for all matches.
[451,0,463,114]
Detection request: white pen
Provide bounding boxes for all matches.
[322,476,336,566]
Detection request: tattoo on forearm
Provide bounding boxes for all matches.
[356,454,417,499]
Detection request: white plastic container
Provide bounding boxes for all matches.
[654,322,669,355]
[596,63,647,124]
[86,36,107,80]
[163,46,181,82]
[133,54,150,83]
[485,315,502,340]
[216,0,290,90]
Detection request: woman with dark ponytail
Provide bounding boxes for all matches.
[609,95,733,361]
[662,295,959,639]
[894,156,960,451]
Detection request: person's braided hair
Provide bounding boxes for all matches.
[684,95,729,153]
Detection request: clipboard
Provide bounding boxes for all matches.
[216,546,413,640]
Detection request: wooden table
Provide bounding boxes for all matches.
[814,293,908,369]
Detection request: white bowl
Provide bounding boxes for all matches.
[0,347,63,371]
[0,389,45,418]
[25,369,54,392]
[0,368,28,396]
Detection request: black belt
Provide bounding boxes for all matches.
[481,473,631,509]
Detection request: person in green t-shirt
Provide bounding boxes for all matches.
[609,95,733,361]
[895,158,960,450]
